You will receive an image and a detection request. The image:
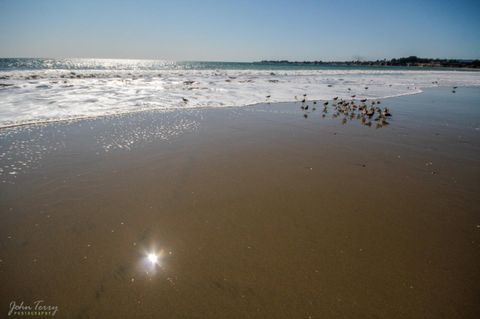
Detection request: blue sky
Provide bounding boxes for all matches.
[0,0,479,61]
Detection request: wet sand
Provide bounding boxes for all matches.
[1,87,479,318]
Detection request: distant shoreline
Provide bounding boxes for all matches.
[256,56,480,69]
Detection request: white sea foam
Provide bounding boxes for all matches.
[1,69,479,128]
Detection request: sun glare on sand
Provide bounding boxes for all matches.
[147,252,159,265]
[141,248,166,275]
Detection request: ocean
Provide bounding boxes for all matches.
[1,58,480,128]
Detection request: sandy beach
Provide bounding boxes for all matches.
[1,86,479,318]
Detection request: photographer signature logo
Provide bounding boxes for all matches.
[8,300,58,317]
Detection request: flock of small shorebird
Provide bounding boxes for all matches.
[289,93,392,128]
[180,84,462,129]
[181,91,392,128]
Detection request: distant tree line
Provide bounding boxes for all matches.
[257,56,480,68]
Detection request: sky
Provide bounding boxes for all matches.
[0,0,479,61]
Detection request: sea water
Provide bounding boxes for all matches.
[1,58,479,128]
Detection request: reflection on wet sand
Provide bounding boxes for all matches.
[139,248,166,276]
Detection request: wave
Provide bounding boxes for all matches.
[1,67,480,128]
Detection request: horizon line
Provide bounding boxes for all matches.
[1,56,480,63]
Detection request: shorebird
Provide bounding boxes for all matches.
[378,118,389,125]
[360,99,367,103]
[182,97,189,103]
[351,95,356,98]
[266,95,271,98]
[382,107,392,117]
[323,101,329,106]
[302,98,306,103]
[305,105,309,110]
